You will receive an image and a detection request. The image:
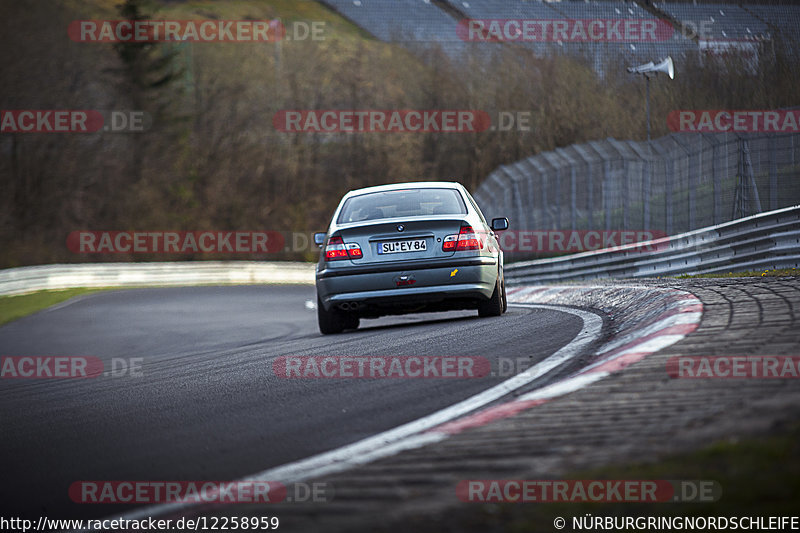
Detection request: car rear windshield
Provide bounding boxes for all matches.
[337,188,467,224]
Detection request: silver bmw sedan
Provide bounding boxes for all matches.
[314,181,509,334]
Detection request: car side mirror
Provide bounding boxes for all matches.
[313,232,327,246]
[491,217,509,232]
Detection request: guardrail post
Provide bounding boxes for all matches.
[554,166,562,229]
[733,137,762,219]
[556,147,579,231]
[671,134,695,232]
[508,166,527,231]
[603,158,612,231]
[770,135,777,211]
[587,163,594,229]
[666,158,674,235]
[690,147,698,230]
[713,140,721,225]
[526,164,538,229]
[623,165,630,230]
[743,138,762,214]
[523,157,549,229]
[502,172,513,222]
[573,144,595,230]
[541,167,549,228]
[643,159,651,231]
[570,164,577,230]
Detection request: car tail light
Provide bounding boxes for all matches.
[442,225,483,252]
[457,225,483,251]
[325,236,362,261]
[345,243,363,259]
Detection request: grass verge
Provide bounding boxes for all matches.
[402,423,800,532]
[0,288,105,326]
[676,268,799,278]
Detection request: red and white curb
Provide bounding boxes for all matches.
[96,284,702,529]
[433,285,702,434]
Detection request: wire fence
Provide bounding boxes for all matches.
[473,131,800,257]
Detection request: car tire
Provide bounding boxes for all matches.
[318,296,345,334]
[478,278,504,317]
[344,315,360,330]
[501,278,508,314]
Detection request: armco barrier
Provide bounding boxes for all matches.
[3,206,798,295]
[505,205,800,284]
[0,261,316,297]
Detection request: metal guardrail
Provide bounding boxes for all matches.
[0,261,316,297]
[3,208,797,295]
[505,205,800,284]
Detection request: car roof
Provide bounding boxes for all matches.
[342,181,465,199]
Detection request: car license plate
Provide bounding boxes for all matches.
[378,239,427,254]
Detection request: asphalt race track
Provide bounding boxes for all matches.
[0,285,583,520]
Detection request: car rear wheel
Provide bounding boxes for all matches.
[344,315,360,330]
[318,297,359,334]
[478,278,504,317]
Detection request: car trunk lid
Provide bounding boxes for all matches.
[334,218,466,264]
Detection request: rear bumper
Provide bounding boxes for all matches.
[316,258,498,314]
[316,256,496,279]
